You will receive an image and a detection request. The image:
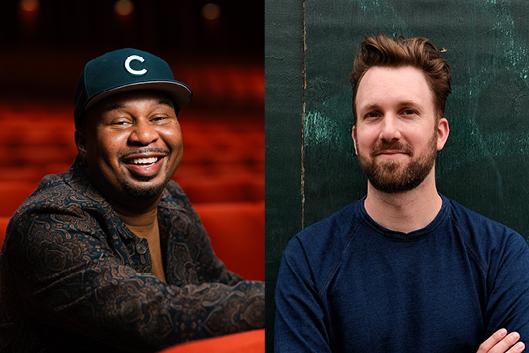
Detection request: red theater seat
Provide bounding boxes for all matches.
[159,329,264,353]
[0,181,38,216]
[0,145,75,166]
[0,167,44,182]
[178,176,263,203]
[0,217,9,248]
[194,202,264,281]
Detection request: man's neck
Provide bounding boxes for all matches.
[114,203,159,238]
[364,171,442,234]
[115,202,167,283]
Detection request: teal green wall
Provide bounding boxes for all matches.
[265,0,304,351]
[266,1,529,351]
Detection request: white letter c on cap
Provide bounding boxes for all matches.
[124,55,147,76]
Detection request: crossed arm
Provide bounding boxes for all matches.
[478,329,525,353]
[274,236,529,353]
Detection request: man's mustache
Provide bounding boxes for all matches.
[372,141,413,156]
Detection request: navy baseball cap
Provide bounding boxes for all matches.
[74,48,192,127]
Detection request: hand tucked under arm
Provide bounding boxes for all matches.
[477,329,525,353]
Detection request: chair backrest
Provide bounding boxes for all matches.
[180,177,263,203]
[194,202,264,281]
[159,329,264,353]
[0,217,10,249]
[0,182,38,217]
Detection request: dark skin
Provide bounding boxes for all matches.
[75,90,184,282]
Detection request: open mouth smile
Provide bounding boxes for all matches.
[128,156,161,165]
[122,153,167,179]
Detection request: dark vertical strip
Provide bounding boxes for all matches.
[301,0,307,229]
[265,0,305,351]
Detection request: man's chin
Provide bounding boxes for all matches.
[121,179,169,200]
[366,160,434,194]
[369,179,417,194]
[362,160,419,193]
[368,173,413,193]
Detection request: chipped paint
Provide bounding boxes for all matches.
[304,110,343,147]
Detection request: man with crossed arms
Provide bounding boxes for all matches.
[275,34,529,353]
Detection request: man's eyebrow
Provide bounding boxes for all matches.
[100,102,124,112]
[359,100,422,111]
[397,100,421,107]
[358,103,380,112]
[158,97,175,108]
[99,97,174,112]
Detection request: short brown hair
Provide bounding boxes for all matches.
[351,34,451,119]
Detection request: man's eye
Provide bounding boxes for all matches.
[152,116,167,122]
[111,120,131,126]
[364,111,381,119]
[401,108,418,116]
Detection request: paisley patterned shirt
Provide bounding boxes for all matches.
[0,160,264,352]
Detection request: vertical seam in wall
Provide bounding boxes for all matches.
[300,0,307,229]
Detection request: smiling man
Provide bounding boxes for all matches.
[0,48,264,353]
[274,34,529,353]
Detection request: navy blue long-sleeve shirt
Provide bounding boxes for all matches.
[275,195,529,353]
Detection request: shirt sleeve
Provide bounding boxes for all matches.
[485,232,529,340]
[274,237,332,353]
[4,210,264,352]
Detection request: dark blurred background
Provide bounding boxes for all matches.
[0,0,265,281]
[0,0,263,107]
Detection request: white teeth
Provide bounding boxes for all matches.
[130,157,158,165]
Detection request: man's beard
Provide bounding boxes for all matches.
[118,148,175,200]
[122,181,167,199]
[358,132,438,194]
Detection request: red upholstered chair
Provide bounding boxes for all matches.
[1,145,75,166]
[0,217,9,248]
[194,202,264,281]
[0,166,44,183]
[0,181,38,217]
[158,329,264,353]
[178,176,264,203]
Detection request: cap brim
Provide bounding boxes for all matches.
[85,80,192,110]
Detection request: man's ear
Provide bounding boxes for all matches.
[436,117,450,151]
[352,125,358,155]
[75,130,87,155]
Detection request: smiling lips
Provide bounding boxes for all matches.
[375,150,410,156]
[122,154,167,179]
[372,142,412,157]
[131,156,159,164]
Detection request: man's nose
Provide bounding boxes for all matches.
[379,115,401,142]
[128,120,159,145]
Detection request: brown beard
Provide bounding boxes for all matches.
[358,131,438,193]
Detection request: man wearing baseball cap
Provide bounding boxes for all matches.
[0,48,264,352]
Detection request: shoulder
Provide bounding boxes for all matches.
[294,201,358,248]
[13,172,95,219]
[446,197,523,241]
[445,196,528,264]
[280,201,361,292]
[7,171,113,248]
